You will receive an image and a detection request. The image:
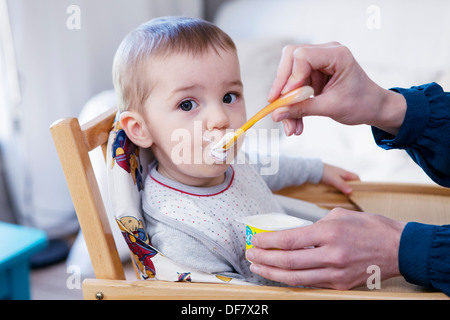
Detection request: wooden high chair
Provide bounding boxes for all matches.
[50,108,449,300]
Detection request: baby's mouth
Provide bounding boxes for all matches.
[202,132,231,162]
[210,132,236,161]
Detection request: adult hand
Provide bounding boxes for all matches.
[246,208,406,290]
[268,43,407,136]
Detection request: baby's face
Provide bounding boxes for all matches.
[141,47,247,187]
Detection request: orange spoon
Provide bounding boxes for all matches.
[221,86,314,150]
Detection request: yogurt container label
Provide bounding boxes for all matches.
[238,213,312,250]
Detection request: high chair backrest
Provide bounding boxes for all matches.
[50,108,125,280]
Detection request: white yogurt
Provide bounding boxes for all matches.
[209,132,235,161]
[237,213,312,231]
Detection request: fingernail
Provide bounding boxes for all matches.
[294,124,303,135]
[283,121,290,135]
[275,112,289,122]
[249,263,260,274]
[246,249,254,262]
[267,87,274,101]
[251,235,259,247]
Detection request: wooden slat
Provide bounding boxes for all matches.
[275,183,360,210]
[82,279,448,300]
[349,181,450,225]
[348,181,450,196]
[50,117,125,280]
[80,108,117,152]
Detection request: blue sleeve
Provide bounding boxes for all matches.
[371,82,450,187]
[399,222,450,296]
[372,83,450,296]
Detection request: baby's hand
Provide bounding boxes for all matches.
[321,164,360,195]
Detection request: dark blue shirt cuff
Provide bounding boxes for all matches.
[372,82,450,187]
[372,85,430,149]
[399,222,450,295]
[399,222,435,288]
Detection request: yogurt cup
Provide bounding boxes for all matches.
[237,213,312,250]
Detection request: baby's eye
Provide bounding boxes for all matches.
[179,100,198,112]
[223,93,237,104]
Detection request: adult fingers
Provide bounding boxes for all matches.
[249,263,331,288]
[272,93,328,122]
[267,45,296,102]
[251,224,320,250]
[250,262,365,290]
[246,246,328,270]
[270,43,342,100]
[281,118,304,136]
[268,43,329,101]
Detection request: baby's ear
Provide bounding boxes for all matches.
[119,111,153,148]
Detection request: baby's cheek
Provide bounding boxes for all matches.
[166,131,195,165]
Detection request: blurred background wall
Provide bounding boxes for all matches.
[0,0,206,237]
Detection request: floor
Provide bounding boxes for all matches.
[3,210,136,300]
[30,257,136,300]
[30,259,85,300]
[0,152,136,300]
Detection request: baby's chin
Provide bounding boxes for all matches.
[179,162,230,187]
[195,160,230,175]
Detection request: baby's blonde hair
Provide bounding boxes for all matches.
[112,16,237,113]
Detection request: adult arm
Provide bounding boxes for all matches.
[372,82,450,188]
[250,44,450,295]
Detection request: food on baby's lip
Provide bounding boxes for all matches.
[209,132,235,161]
[237,213,312,250]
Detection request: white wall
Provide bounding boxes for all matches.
[0,0,202,237]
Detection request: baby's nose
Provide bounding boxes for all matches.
[206,104,230,131]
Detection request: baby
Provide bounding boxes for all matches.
[113,16,358,285]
